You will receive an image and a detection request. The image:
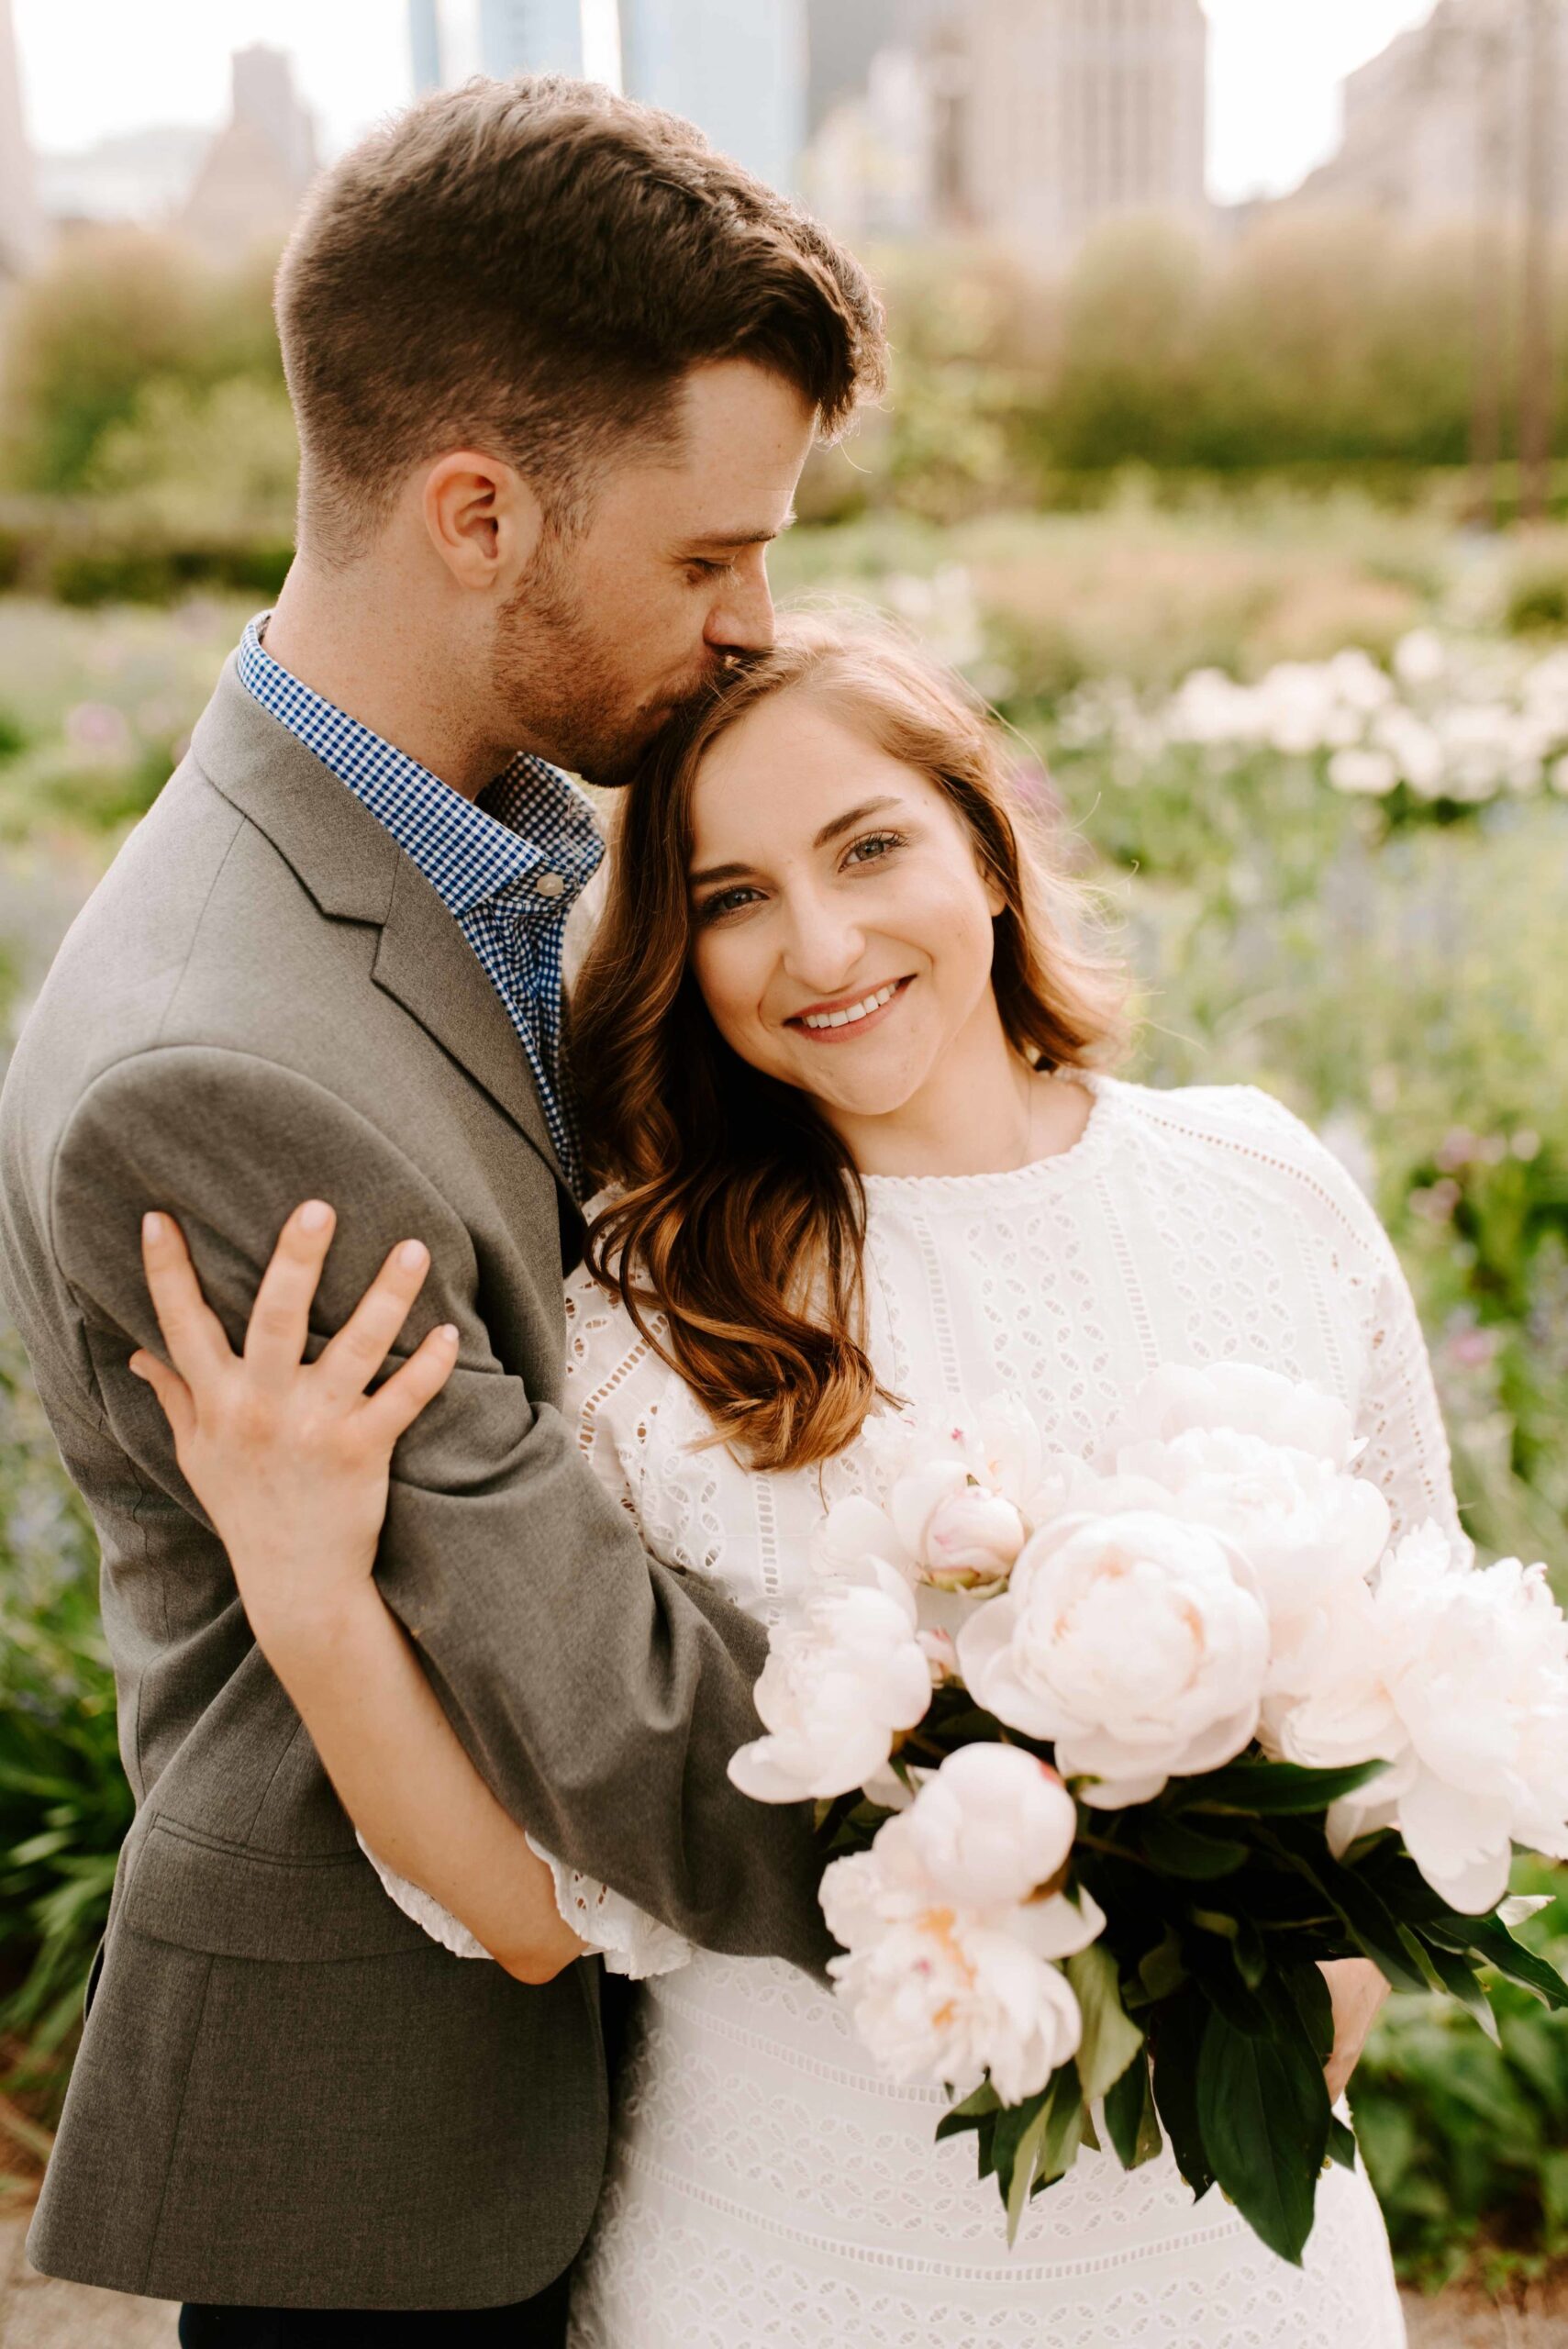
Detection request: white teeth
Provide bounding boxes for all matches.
[801,981,900,1031]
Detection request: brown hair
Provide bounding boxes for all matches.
[572,616,1130,1474]
[274,75,885,564]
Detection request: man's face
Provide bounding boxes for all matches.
[491,359,817,786]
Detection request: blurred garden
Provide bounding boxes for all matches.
[1,211,1567,2296]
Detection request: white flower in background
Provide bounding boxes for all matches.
[903,1744,1079,1909]
[957,1508,1270,1808]
[1329,746,1398,797]
[1370,705,1446,797]
[820,1759,1103,2101]
[1326,647,1396,716]
[1278,1525,1568,1912]
[727,1562,933,1803]
[1394,628,1447,689]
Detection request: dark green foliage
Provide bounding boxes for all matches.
[0,1322,129,2121]
[1352,1859,1568,2288]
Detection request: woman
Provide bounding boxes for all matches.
[134,618,1431,2343]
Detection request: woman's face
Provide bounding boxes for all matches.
[686,685,1006,1127]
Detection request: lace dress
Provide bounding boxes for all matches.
[375,1075,1450,2346]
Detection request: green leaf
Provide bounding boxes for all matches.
[991,2089,1051,2218]
[1140,1810,1251,1877]
[1195,2000,1330,2265]
[1150,1990,1215,2199]
[1426,1909,1568,2009]
[1326,2112,1357,2171]
[1105,2054,1164,2172]
[1183,1756,1389,1816]
[935,2079,1002,2143]
[1416,1938,1502,2045]
[1068,1941,1146,2103]
[1137,1925,1188,2003]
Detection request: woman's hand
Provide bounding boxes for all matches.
[130,1200,459,1655]
[1318,1957,1390,2104]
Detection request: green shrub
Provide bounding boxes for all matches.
[0,228,283,499]
[0,1323,129,2121]
[1352,1857,1568,2288]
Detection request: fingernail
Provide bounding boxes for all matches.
[439,1324,459,1344]
[142,1212,164,1242]
[397,1241,428,1273]
[128,1354,147,1379]
[300,1200,332,1232]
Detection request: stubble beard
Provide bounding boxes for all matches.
[491,537,714,788]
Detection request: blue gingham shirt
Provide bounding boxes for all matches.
[238,616,603,1193]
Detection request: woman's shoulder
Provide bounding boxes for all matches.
[1102,1074,1390,1258]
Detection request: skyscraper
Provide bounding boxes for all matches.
[955,0,1209,258]
[0,0,44,278]
[620,0,806,191]
[412,0,585,87]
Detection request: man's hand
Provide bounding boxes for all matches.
[1318,1957,1390,2103]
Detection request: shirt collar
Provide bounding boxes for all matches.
[238,614,602,921]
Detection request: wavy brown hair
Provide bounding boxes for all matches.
[572,616,1129,1473]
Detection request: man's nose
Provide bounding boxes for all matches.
[706,555,776,659]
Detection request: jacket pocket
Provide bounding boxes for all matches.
[123,1815,436,1962]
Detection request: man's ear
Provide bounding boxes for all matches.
[422,451,544,593]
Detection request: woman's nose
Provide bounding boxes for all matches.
[780,892,865,993]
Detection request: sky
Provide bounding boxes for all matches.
[11,0,1440,206]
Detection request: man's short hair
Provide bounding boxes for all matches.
[274,75,887,563]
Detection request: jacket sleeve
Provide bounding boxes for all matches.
[48,1042,833,1976]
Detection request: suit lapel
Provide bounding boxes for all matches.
[371,856,565,1186]
[193,652,569,1196]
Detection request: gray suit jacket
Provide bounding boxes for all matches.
[0,655,830,2310]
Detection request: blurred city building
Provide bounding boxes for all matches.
[0,0,44,278]
[804,0,1210,262]
[175,45,318,262]
[1284,0,1567,227]
[34,128,209,233]
[409,0,806,192]
[619,0,806,193]
[411,0,586,87]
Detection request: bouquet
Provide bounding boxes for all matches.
[728,1364,1568,2263]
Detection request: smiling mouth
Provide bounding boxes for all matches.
[786,976,914,1038]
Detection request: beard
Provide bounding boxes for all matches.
[489,531,722,788]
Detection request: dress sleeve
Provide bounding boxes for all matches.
[364,1257,698,1978]
[1240,1086,1473,1562]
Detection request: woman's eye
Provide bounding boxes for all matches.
[844,830,905,869]
[697,885,762,923]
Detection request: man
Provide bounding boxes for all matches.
[0,75,884,2342]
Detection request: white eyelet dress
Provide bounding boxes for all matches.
[372,1076,1444,2346]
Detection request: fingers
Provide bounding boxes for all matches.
[128,1349,197,1451]
[313,1239,434,1405]
[242,1201,337,1388]
[359,1322,461,1448]
[140,1212,235,1386]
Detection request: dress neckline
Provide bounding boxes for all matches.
[858,1068,1119,1201]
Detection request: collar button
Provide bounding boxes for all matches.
[533,871,567,899]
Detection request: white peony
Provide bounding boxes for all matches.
[1105,1362,1360,1470]
[820,1783,1102,2102]
[1278,1525,1568,1911]
[902,1744,1078,1909]
[956,1508,1271,1808]
[727,1561,934,1803]
[1110,1423,1390,1694]
[815,1396,1044,1598]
